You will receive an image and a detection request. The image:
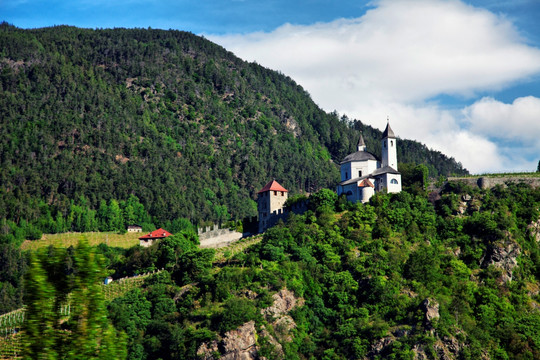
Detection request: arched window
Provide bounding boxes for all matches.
[391,179,398,184]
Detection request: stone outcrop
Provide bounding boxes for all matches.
[528,217,540,242]
[481,239,521,283]
[222,321,259,360]
[197,289,304,360]
[412,335,463,360]
[420,298,440,329]
[261,288,304,319]
[365,299,465,360]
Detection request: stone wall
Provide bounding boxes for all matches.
[447,175,540,190]
[198,225,240,241]
[197,225,243,248]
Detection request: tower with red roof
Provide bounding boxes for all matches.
[257,180,288,232]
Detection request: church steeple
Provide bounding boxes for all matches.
[381,119,396,139]
[381,118,398,170]
[357,133,366,152]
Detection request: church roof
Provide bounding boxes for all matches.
[371,166,400,176]
[257,180,288,194]
[340,174,370,186]
[340,150,378,164]
[381,122,396,139]
[338,166,400,186]
[358,179,374,188]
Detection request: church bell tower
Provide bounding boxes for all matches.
[381,120,398,170]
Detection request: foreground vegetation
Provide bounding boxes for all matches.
[3,180,539,359]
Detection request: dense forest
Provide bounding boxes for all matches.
[0,23,467,237]
[6,180,538,359]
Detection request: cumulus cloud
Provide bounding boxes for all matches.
[463,96,540,142]
[209,0,540,173]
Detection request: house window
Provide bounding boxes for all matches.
[391,179,398,184]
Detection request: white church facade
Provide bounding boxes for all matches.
[337,122,402,203]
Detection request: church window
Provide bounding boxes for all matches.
[384,142,387,148]
[358,170,362,177]
[391,179,398,184]
[345,171,348,179]
[391,140,394,147]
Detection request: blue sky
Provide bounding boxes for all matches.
[2,0,540,173]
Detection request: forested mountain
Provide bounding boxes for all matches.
[0,23,467,231]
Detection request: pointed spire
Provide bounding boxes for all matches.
[381,118,395,139]
[357,133,366,151]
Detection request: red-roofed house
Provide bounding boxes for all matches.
[139,228,173,247]
[257,180,288,233]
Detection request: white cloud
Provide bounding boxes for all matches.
[208,0,540,173]
[463,96,540,142]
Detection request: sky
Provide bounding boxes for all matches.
[2,0,540,174]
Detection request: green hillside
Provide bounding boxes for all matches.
[6,181,538,359]
[0,23,467,233]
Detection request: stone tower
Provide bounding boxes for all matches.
[381,121,398,170]
[257,180,288,233]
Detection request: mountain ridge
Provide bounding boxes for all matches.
[0,23,467,226]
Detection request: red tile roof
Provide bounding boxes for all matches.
[257,180,288,194]
[139,228,173,240]
[358,179,375,188]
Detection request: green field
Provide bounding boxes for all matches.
[20,231,141,251]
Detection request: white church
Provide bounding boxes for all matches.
[337,121,402,203]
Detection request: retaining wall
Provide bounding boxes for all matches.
[447,175,540,190]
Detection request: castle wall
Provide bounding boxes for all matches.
[447,176,540,190]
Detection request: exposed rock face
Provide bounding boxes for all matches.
[197,289,304,360]
[529,217,540,242]
[413,335,462,360]
[481,239,521,283]
[262,288,304,318]
[222,321,259,360]
[260,326,284,357]
[197,341,220,360]
[364,300,466,360]
[420,298,440,329]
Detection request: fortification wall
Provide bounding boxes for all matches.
[447,175,540,189]
[197,225,243,248]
